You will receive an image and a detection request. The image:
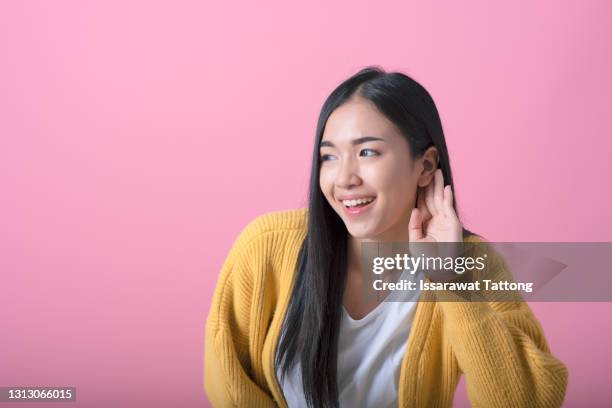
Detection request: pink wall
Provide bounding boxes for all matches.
[1,1,611,406]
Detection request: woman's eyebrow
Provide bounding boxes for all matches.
[319,136,385,148]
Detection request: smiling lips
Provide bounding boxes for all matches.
[339,196,376,216]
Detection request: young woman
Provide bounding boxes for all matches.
[204,67,568,407]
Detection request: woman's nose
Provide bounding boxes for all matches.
[335,158,362,189]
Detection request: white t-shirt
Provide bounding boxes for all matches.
[277,271,421,408]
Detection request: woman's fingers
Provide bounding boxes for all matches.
[408,208,424,242]
[417,187,432,221]
[424,178,437,217]
[443,184,456,217]
[433,169,444,213]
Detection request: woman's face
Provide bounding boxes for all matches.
[319,97,430,241]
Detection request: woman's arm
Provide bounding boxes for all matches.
[204,220,277,408]
[409,171,567,406]
[438,253,568,408]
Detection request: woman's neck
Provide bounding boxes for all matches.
[347,224,411,271]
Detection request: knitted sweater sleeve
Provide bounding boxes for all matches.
[204,218,277,408]
[438,246,568,408]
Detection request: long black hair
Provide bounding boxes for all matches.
[275,66,475,407]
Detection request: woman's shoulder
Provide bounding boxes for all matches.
[228,208,308,260]
[237,208,307,241]
[462,233,512,279]
[243,207,308,235]
[463,230,487,243]
[461,232,502,264]
[463,231,499,249]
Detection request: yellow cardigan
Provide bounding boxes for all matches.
[204,208,568,407]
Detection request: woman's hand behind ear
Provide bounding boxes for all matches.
[408,169,464,281]
[409,169,462,244]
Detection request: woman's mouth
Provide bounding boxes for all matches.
[340,196,376,216]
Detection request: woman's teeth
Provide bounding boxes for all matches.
[342,197,375,208]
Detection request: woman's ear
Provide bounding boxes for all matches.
[417,146,439,187]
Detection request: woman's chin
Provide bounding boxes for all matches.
[346,226,379,240]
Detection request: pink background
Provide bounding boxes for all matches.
[1,1,611,406]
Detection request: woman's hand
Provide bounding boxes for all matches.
[409,168,463,243]
[408,169,464,279]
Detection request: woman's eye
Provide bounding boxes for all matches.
[320,154,335,162]
[360,148,379,157]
